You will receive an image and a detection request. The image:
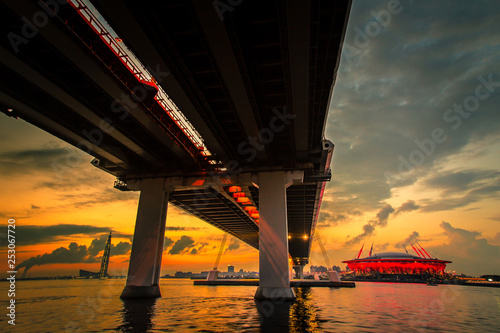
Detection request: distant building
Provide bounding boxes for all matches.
[174,271,193,278]
[191,271,209,279]
[228,265,235,273]
[79,269,101,279]
[310,265,327,274]
[343,252,452,275]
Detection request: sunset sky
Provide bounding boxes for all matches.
[1,0,499,278]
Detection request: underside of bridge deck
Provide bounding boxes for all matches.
[0,0,351,300]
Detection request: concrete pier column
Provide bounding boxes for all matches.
[293,265,304,279]
[255,171,296,300]
[121,178,171,298]
[206,270,219,281]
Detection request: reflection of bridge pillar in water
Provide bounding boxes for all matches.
[256,287,320,332]
[119,298,157,332]
[289,288,320,332]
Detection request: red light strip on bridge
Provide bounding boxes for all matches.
[225,187,259,225]
[66,0,212,159]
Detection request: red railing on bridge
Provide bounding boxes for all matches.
[49,0,214,168]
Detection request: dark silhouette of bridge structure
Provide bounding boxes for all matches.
[0,0,351,299]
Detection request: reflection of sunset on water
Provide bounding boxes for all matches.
[1,279,497,331]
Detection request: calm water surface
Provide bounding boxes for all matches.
[0,279,499,332]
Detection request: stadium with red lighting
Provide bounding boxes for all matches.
[343,244,452,275]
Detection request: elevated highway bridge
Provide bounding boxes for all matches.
[0,0,351,299]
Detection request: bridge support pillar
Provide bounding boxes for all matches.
[121,178,170,298]
[293,265,304,279]
[255,171,296,300]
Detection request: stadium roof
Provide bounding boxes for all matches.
[363,252,422,260]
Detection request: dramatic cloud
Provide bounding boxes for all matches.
[15,233,131,276]
[371,204,395,227]
[58,187,139,209]
[345,200,422,246]
[345,224,375,247]
[490,232,500,246]
[429,222,500,275]
[317,211,345,226]
[168,235,195,255]
[394,231,421,250]
[87,233,131,257]
[0,147,68,174]
[373,242,390,253]
[317,199,362,227]
[421,170,500,212]
[2,0,500,277]
[0,224,117,246]
[190,243,209,255]
[423,170,499,193]
[113,241,132,256]
[394,200,421,215]
[225,238,240,253]
[344,203,393,246]
[327,0,500,219]
[163,237,174,250]
[16,242,88,274]
[489,215,500,222]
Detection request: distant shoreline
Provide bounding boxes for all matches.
[2,276,499,288]
[343,278,500,288]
